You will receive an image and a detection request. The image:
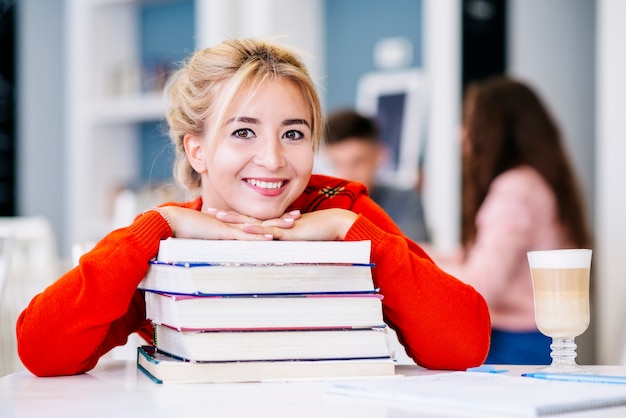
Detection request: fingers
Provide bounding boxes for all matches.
[168,207,269,241]
[209,208,259,225]
[208,208,302,230]
[241,222,275,238]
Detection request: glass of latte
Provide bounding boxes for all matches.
[527,249,592,373]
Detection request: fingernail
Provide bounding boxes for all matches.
[205,207,217,214]
[216,211,228,218]
[284,217,294,223]
[264,234,274,239]
[288,210,300,216]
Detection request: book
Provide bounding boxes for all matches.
[154,238,372,264]
[137,345,396,384]
[327,371,626,417]
[145,291,385,330]
[153,323,391,362]
[138,261,375,295]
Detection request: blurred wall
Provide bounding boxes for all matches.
[324,0,423,112]
[595,0,626,365]
[17,0,65,259]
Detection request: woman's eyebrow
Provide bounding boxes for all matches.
[283,118,311,128]
[227,116,259,124]
[226,117,310,129]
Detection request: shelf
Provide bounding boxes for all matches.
[90,92,167,125]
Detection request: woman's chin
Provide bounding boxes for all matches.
[246,208,286,221]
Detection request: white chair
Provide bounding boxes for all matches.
[0,217,61,377]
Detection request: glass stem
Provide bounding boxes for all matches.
[550,337,578,367]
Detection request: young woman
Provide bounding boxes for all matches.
[426,76,591,364]
[16,39,490,376]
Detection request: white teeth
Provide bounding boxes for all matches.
[246,179,284,189]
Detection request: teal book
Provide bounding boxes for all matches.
[137,346,395,384]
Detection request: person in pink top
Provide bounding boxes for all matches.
[425,76,591,364]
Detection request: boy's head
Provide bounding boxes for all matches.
[324,109,384,190]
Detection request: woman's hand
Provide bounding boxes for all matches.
[208,208,302,230]
[241,209,358,241]
[155,206,277,241]
[158,207,357,241]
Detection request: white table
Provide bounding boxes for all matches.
[2,361,626,418]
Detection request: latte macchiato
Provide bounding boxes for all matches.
[531,267,590,338]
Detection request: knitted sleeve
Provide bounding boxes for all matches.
[347,198,491,370]
[16,209,173,376]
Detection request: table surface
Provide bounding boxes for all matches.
[2,361,626,418]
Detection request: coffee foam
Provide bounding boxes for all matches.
[527,249,592,268]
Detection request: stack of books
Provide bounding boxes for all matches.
[136,238,395,383]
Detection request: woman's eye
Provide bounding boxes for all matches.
[232,128,255,139]
[283,130,304,140]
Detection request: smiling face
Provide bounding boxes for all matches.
[184,78,314,220]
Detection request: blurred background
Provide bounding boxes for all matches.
[1,0,625,371]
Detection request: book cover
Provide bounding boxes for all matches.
[145,291,385,330]
[327,371,626,417]
[155,238,372,264]
[139,261,375,295]
[137,346,396,384]
[153,324,391,362]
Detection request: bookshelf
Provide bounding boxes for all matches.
[66,0,191,246]
[64,0,323,248]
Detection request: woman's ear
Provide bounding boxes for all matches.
[184,134,208,174]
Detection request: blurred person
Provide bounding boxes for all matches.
[324,109,429,243]
[425,76,592,365]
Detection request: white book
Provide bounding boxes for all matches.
[145,291,385,331]
[139,261,375,295]
[155,238,372,264]
[153,324,391,362]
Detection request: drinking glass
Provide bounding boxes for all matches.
[527,249,592,373]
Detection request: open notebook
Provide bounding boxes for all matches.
[327,371,626,417]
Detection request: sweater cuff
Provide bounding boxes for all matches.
[125,209,174,259]
[345,214,387,244]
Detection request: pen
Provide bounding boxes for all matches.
[521,372,626,385]
[466,365,509,373]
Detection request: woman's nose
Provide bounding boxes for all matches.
[253,138,286,170]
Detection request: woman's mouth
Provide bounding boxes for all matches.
[244,178,289,196]
[245,179,286,189]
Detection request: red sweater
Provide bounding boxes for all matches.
[16,175,490,376]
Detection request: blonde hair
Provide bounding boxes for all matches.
[165,38,323,193]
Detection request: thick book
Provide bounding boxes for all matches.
[327,371,626,417]
[154,238,372,264]
[153,323,391,362]
[145,291,385,330]
[138,261,375,295]
[137,346,396,384]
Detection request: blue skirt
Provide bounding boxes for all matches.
[484,328,552,365]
